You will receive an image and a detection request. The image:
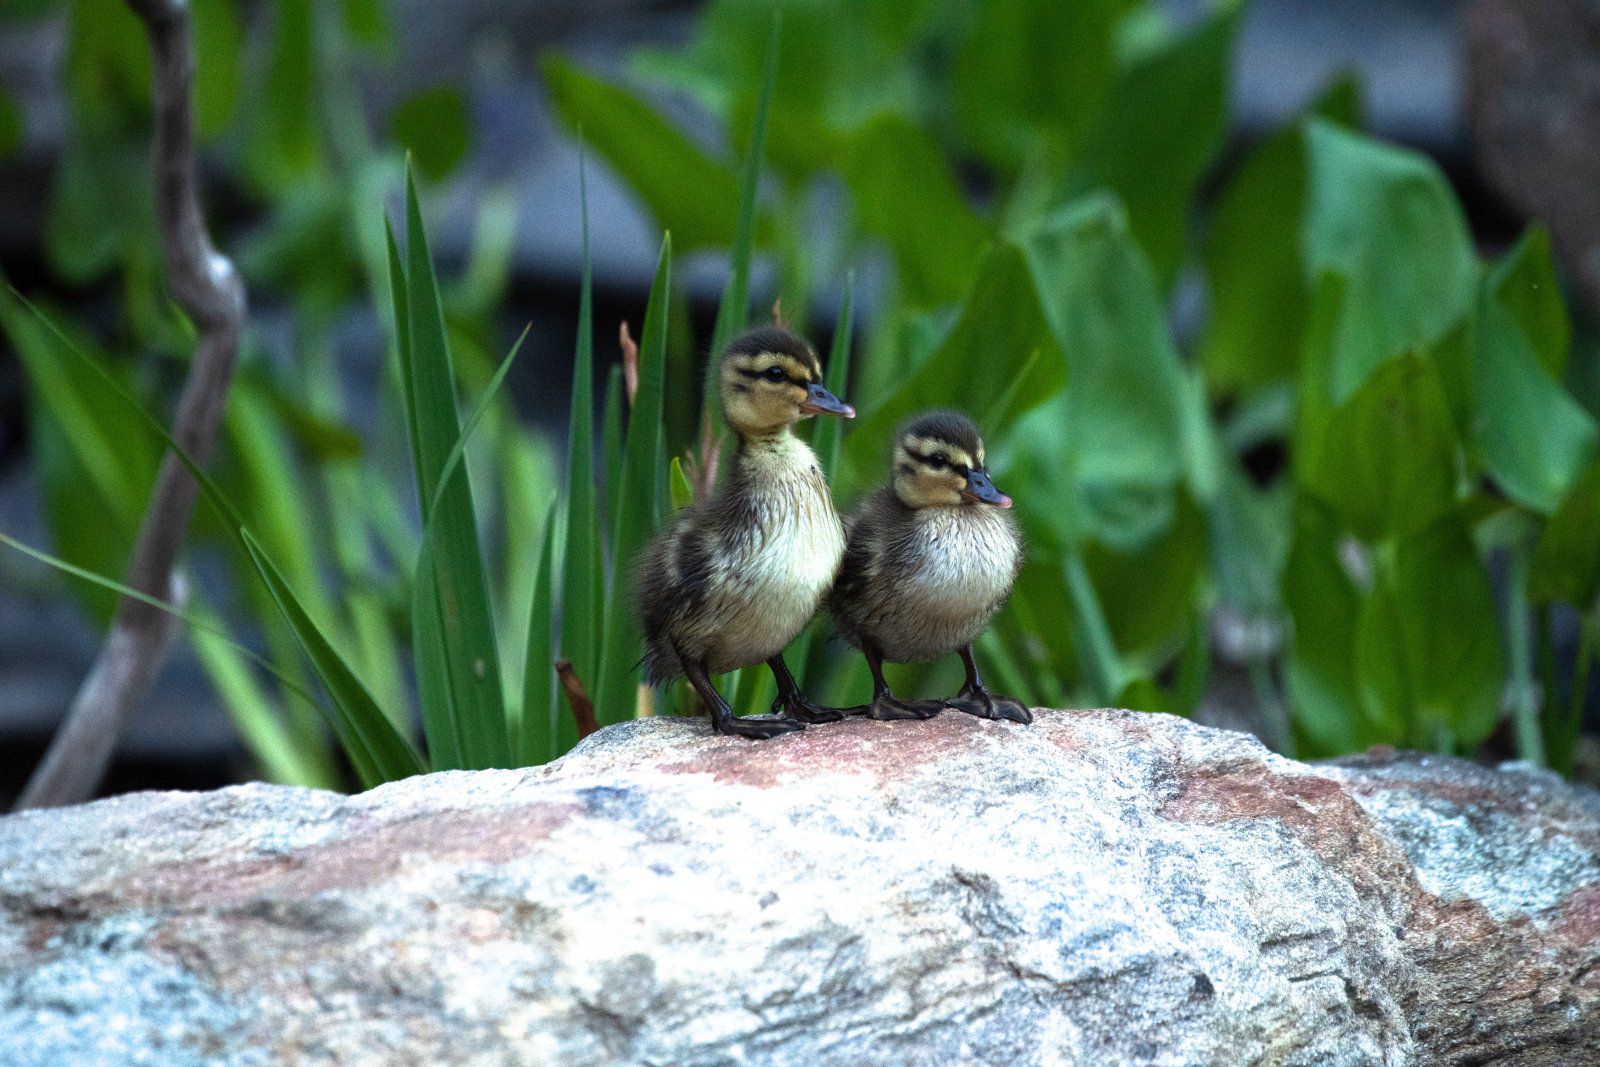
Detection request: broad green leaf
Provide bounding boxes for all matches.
[847,242,1061,478]
[542,56,743,251]
[390,86,471,182]
[1472,288,1597,513]
[1491,226,1570,377]
[1283,497,1363,756]
[246,529,425,787]
[1353,512,1503,751]
[1062,3,1240,287]
[952,0,1124,171]
[397,169,508,769]
[1302,120,1477,400]
[1084,491,1207,659]
[1530,460,1600,606]
[840,114,989,307]
[635,0,931,177]
[596,237,674,725]
[1200,76,1362,394]
[1299,352,1458,543]
[1027,195,1190,490]
[557,155,602,754]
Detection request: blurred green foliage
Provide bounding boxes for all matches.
[5,0,1600,790]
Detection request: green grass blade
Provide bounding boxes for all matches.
[558,147,602,749]
[398,166,508,769]
[702,13,780,431]
[596,236,673,724]
[812,274,854,481]
[244,529,425,786]
[601,363,624,544]
[7,292,417,784]
[521,501,560,763]
[668,456,694,511]
[384,218,424,481]
[422,324,530,528]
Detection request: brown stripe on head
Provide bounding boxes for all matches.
[721,325,821,383]
[895,410,987,471]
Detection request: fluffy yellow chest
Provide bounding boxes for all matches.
[704,437,844,672]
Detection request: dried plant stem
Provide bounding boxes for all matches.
[17,0,246,810]
[556,659,599,740]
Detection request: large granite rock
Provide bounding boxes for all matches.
[2,709,1598,1065]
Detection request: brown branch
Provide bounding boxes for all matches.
[555,659,599,740]
[17,0,245,810]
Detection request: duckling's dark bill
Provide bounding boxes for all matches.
[961,469,1012,509]
[800,382,855,417]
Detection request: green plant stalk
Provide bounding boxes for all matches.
[595,236,673,725]
[702,13,781,436]
[1558,603,1598,776]
[1507,536,1546,767]
[1062,546,1124,706]
[557,149,601,756]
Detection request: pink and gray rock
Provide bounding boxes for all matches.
[2,709,1598,1065]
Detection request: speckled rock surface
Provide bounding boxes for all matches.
[2,710,1598,1065]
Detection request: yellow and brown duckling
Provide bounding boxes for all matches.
[828,410,1030,723]
[634,325,855,739]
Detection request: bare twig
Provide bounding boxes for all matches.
[771,297,785,326]
[619,320,639,408]
[17,0,245,810]
[555,659,599,740]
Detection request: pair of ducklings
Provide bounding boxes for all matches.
[635,325,1030,739]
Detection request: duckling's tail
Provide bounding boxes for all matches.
[637,640,683,686]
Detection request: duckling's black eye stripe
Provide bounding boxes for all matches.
[736,368,798,384]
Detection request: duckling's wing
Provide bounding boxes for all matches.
[635,510,716,638]
[831,489,899,606]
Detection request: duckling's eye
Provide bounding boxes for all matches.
[763,365,788,383]
[928,452,948,470]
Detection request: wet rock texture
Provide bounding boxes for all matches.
[2,709,1598,1065]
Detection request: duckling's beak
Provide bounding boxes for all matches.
[799,382,855,418]
[962,469,1012,508]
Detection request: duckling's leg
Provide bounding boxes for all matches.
[845,643,945,720]
[946,645,1033,724]
[677,644,804,740]
[765,654,846,723]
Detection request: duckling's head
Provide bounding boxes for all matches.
[892,410,1012,510]
[720,326,854,438]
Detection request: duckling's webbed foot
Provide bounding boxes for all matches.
[765,654,846,723]
[852,694,944,721]
[721,713,807,739]
[947,686,1032,723]
[949,644,1033,724]
[769,694,846,723]
[680,645,804,741]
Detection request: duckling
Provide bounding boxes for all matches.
[828,410,1030,723]
[634,325,855,739]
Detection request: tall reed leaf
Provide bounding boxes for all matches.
[596,236,673,723]
[557,151,602,753]
[5,293,424,787]
[521,501,560,763]
[703,14,780,431]
[393,167,508,770]
[246,529,426,786]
